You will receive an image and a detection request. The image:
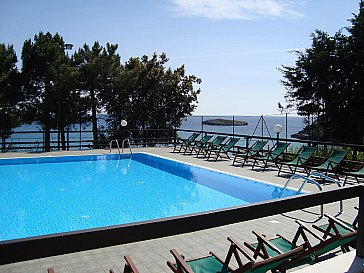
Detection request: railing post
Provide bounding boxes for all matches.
[174,128,177,146]
[232,116,235,137]
[201,116,204,134]
[1,137,5,153]
[356,185,364,257]
[67,129,70,151]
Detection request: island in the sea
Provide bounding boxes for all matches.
[202,118,248,126]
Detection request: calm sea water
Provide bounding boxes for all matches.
[6,115,305,151]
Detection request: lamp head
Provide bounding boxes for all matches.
[121,120,127,127]
[274,124,283,134]
[64,43,73,50]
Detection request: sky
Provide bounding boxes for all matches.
[0,0,361,116]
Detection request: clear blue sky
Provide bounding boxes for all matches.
[0,0,361,115]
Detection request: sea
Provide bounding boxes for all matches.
[5,115,306,152]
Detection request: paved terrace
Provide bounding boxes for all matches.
[0,147,361,273]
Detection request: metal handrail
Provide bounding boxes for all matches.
[122,138,132,154]
[109,139,120,154]
[279,173,324,217]
[308,172,343,214]
[308,172,342,187]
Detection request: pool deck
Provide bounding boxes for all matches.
[0,147,361,273]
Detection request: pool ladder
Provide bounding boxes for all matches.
[109,139,132,154]
[279,172,343,218]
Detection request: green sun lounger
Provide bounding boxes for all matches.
[251,142,290,171]
[313,213,356,237]
[172,132,200,153]
[167,237,305,273]
[196,135,227,157]
[344,164,364,185]
[245,221,357,271]
[206,137,240,161]
[309,148,348,179]
[278,145,317,175]
[232,140,268,167]
[186,134,213,155]
[312,212,358,250]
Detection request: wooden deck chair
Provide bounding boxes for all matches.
[344,163,364,185]
[195,135,227,158]
[244,221,316,261]
[312,211,358,249]
[206,137,240,161]
[279,230,357,270]
[313,213,357,238]
[245,222,357,271]
[172,132,200,153]
[308,148,348,179]
[122,255,140,273]
[251,142,290,171]
[232,140,267,167]
[167,237,305,273]
[277,145,317,176]
[186,134,213,155]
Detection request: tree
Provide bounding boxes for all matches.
[52,58,88,150]
[280,1,364,144]
[74,42,121,145]
[104,53,201,143]
[21,31,71,151]
[0,44,22,146]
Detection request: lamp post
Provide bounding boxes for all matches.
[274,124,283,144]
[120,120,132,153]
[121,119,127,141]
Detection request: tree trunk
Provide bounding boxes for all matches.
[44,123,51,152]
[61,127,66,150]
[90,89,98,148]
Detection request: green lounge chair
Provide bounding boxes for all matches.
[206,137,240,161]
[186,134,213,155]
[277,145,317,176]
[196,135,227,158]
[308,148,348,179]
[251,142,290,171]
[312,212,358,250]
[167,237,305,273]
[244,221,315,261]
[313,213,356,237]
[245,222,357,271]
[232,140,267,167]
[280,230,357,270]
[172,132,200,153]
[344,163,364,185]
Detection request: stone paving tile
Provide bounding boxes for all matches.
[0,147,360,273]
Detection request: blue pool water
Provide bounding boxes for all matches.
[0,153,299,241]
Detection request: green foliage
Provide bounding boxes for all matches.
[73,41,121,142]
[105,53,201,142]
[8,31,200,149]
[280,1,364,144]
[0,43,21,139]
[21,31,86,150]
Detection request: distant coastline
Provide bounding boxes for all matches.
[202,118,248,126]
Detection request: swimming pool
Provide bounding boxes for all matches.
[0,153,299,242]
